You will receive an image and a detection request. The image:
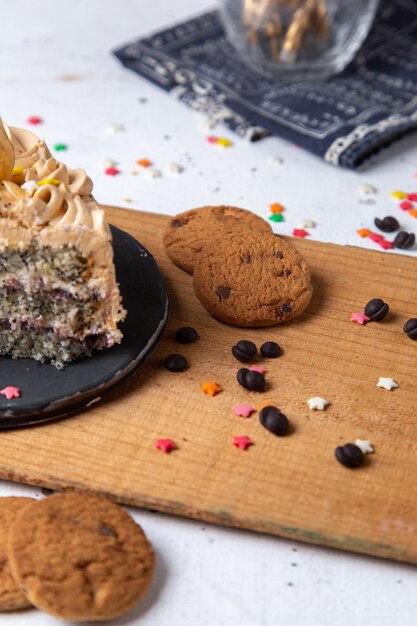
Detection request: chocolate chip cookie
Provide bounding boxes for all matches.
[0,497,33,611]
[193,233,313,326]
[8,493,154,621]
[163,205,272,274]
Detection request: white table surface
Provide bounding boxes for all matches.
[1,1,417,624]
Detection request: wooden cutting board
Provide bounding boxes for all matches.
[1,207,416,564]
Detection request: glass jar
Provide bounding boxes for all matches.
[219,0,380,81]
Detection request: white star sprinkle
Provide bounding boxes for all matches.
[355,439,374,454]
[299,219,316,229]
[167,162,184,174]
[21,180,38,196]
[145,168,162,179]
[198,117,216,131]
[102,158,118,169]
[359,183,377,196]
[267,155,284,165]
[377,377,399,391]
[307,397,329,411]
[106,122,125,134]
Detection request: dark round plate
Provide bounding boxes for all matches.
[0,225,168,428]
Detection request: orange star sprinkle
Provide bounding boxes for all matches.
[356,228,371,238]
[136,158,152,168]
[258,401,272,411]
[201,380,222,396]
[409,209,417,218]
[269,202,285,214]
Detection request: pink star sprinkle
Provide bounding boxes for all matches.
[155,438,177,453]
[105,166,120,176]
[27,116,43,125]
[232,435,254,450]
[400,201,414,211]
[368,232,385,243]
[351,312,370,325]
[378,240,394,250]
[0,386,20,400]
[233,403,255,418]
[248,365,266,374]
[206,135,218,144]
[292,229,309,238]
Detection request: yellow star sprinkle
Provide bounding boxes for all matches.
[38,178,61,186]
[391,190,406,199]
[216,137,233,148]
[11,166,23,176]
[201,380,222,396]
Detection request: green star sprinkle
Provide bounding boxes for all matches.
[53,143,68,151]
[268,214,285,222]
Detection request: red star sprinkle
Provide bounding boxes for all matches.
[104,167,120,176]
[292,229,309,238]
[407,193,417,202]
[378,240,394,250]
[248,365,266,374]
[399,201,414,211]
[233,435,254,451]
[27,116,43,125]
[351,312,370,325]
[0,386,20,400]
[368,232,385,243]
[155,438,177,453]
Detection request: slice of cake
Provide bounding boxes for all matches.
[0,122,126,368]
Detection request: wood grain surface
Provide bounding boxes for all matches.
[0,207,416,564]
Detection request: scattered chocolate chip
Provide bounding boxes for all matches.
[232,340,257,363]
[237,368,250,389]
[98,523,117,537]
[273,251,283,259]
[374,216,399,233]
[276,302,292,316]
[364,298,389,321]
[394,231,415,249]
[170,218,187,229]
[403,318,417,340]
[164,354,187,372]
[335,443,364,468]
[236,368,265,391]
[241,253,251,264]
[215,286,231,301]
[260,341,282,358]
[259,405,289,436]
[176,326,198,343]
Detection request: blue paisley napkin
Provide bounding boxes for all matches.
[114,0,417,169]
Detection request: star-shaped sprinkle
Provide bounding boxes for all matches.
[298,219,316,229]
[351,312,370,325]
[391,190,406,199]
[356,228,371,238]
[232,435,254,450]
[217,137,233,148]
[102,158,118,168]
[269,202,285,214]
[137,158,152,168]
[358,183,377,196]
[407,193,417,202]
[155,438,177,453]
[106,122,125,134]
[355,439,374,454]
[248,365,266,374]
[144,168,161,179]
[27,116,43,125]
[21,180,38,196]
[201,380,222,396]
[377,377,398,391]
[307,397,329,411]
[104,167,120,176]
[269,214,284,223]
[168,162,184,174]
[0,386,20,400]
[399,201,414,211]
[53,143,68,151]
[292,228,309,238]
[233,403,255,418]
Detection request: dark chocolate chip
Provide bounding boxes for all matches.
[231,340,257,363]
[364,298,389,321]
[274,251,283,259]
[164,354,187,372]
[241,253,251,264]
[245,370,265,392]
[170,218,187,229]
[237,368,250,389]
[259,406,289,436]
[276,302,292,316]
[335,443,364,468]
[394,231,415,249]
[215,286,231,301]
[175,326,198,343]
[374,216,399,233]
[403,318,417,340]
[98,524,117,537]
[260,341,282,358]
